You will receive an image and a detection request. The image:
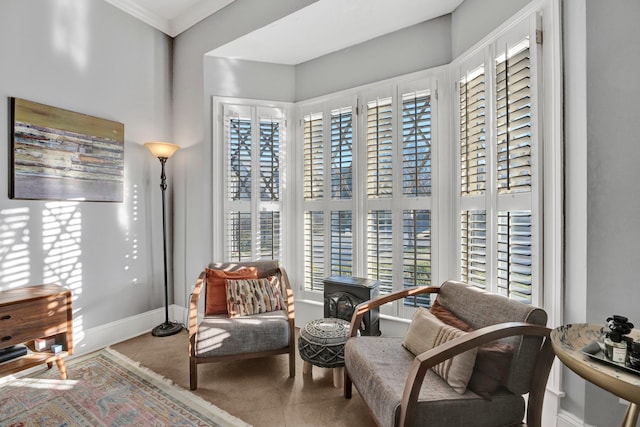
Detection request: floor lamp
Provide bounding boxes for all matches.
[145,141,183,337]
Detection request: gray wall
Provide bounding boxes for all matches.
[582,1,640,425]
[295,16,452,101]
[0,0,172,341]
[451,0,532,57]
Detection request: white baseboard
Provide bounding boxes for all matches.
[71,304,185,357]
[557,410,588,427]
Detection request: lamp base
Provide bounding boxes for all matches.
[151,321,183,337]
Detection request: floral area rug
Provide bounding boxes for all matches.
[0,347,250,427]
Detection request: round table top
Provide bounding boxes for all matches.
[550,323,640,405]
[301,318,350,343]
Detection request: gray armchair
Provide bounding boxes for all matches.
[344,280,555,427]
[188,260,295,390]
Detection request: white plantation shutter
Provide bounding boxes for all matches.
[331,107,354,200]
[458,28,539,305]
[331,210,352,276]
[403,209,431,307]
[497,210,532,303]
[304,211,325,292]
[402,91,431,197]
[496,39,532,194]
[367,210,393,294]
[459,67,486,197]
[303,113,323,200]
[460,210,487,288]
[367,98,393,198]
[224,104,284,261]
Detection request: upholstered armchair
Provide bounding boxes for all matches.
[344,280,555,427]
[188,260,295,390]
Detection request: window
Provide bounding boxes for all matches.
[457,25,540,305]
[300,77,436,313]
[223,103,286,261]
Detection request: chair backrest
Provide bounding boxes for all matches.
[205,261,282,308]
[435,280,547,395]
[208,260,280,278]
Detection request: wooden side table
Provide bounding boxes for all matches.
[0,284,73,380]
[550,323,640,427]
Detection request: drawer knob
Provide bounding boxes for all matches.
[1,336,11,342]
[0,315,11,320]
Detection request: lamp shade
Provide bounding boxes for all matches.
[144,142,180,159]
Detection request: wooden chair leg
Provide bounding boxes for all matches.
[289,347,296,378]
[190,357,197,390]
[344,369,353,398]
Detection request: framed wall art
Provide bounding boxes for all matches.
[9,97,125,202]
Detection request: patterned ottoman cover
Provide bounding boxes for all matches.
[298,318,350,368]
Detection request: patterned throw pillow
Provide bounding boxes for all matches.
[402,308,478,394]
[204,267,258,315]
[226,278,286,317]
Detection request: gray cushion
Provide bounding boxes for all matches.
[195,310,290,357]
[345,337,525,427]
[208,260,279,279]
[435,280,547,395]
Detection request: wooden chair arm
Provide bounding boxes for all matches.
[188,271,206,355]
[399,322,553,427]
[277,266,295,321]
[349,286,441,337]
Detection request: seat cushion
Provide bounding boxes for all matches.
[345,337,525,427]
[195,310,290,357]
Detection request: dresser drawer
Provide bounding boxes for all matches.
[0,295,68,348]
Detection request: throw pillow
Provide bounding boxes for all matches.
[402,308,478,394]
[204,267,258,316]
[226,278,285,317]
[429,298,513,398]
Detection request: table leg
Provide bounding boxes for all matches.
[303,361,312,375]
[333,367,344,388]
[621,403,639,427]
[55,358,67,380]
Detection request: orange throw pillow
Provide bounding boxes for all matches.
[205,267,258,315]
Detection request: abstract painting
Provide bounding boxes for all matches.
[9,97,124,202]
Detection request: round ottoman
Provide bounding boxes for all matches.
[298,318,350,388]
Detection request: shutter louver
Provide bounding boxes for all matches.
[367,98,393,198]
[228,211,251,262]
[304,211,325,292]
[331,108,353,200]
[260,211,280,260]
[303,113,323,200]
[497,210,532,303]
[367,210,393,294]
[259,119,280,201]
[496,40,532,194]
[228,117,252,201]
[331,210,352,276]
[459,68,486,196]
[402,91,431,197]
[402,209,431,307]
[460,210,487,289]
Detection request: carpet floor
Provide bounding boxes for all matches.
[0,347,248,427]
[112,329,377,427]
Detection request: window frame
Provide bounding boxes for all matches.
[294,69,447,318]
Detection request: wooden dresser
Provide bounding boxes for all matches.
[0,284,73,379]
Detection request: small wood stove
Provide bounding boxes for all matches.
[323,275,381,336]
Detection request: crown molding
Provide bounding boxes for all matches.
[103,0,171,35]
[170,0,235,37]
[103,0,234,37]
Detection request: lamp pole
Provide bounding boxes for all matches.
[145,142,182,337]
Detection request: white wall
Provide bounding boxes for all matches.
[0,0,173,351]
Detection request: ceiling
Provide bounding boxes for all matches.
[105,0,464,64]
